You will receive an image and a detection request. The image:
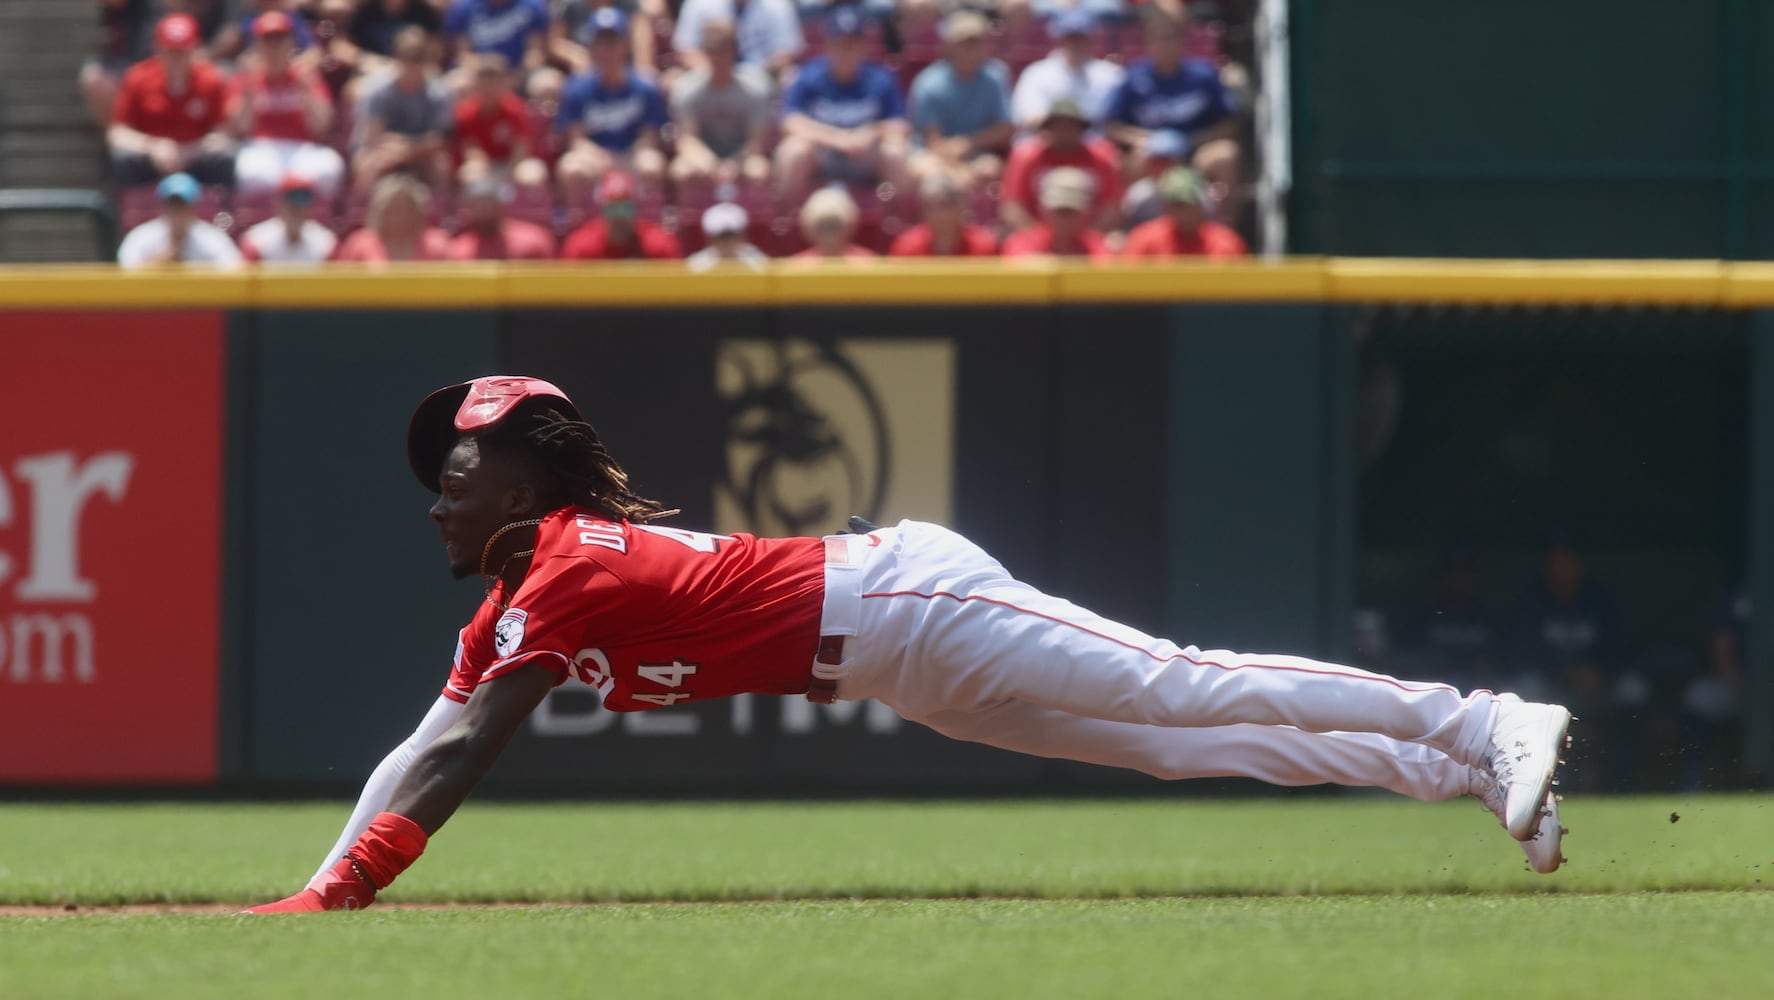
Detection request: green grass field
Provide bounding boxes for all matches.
[0,795,1769,998]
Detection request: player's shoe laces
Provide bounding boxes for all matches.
[1481,693,1573,841]
[1469,767,1565,874]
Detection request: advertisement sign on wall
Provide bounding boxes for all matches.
[0,311,225,783]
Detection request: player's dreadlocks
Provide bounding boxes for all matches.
[483,401,679,523]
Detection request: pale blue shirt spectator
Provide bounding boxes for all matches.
[909,57,1011,148]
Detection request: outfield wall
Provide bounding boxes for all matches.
[1,260,1768,792]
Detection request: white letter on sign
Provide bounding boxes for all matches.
[13,452,134,603]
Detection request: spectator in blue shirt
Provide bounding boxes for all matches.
[555,7,667,204]
[776,7,909,197]
[906,10,1013,196]
[445,0,549,79]
[1104,5,1238,201]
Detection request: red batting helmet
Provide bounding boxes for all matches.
[407,376,581,491]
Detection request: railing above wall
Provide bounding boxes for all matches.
[13,259,1774,310]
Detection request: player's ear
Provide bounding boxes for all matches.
[505,482,538,516]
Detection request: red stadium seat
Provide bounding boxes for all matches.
[507,185,557,231]
[231,190,279,232]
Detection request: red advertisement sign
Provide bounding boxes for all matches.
[0,311,224,783]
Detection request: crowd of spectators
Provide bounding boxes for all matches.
[88,0,1252,268]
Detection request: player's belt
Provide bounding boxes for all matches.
[808,533,869,704]
[807,636,844,704]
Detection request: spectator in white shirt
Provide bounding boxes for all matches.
[686,201,768,271]
[240,174,339,265]
[117,172,244,269]
[1009,9,1124,133]
[673,0,803,83]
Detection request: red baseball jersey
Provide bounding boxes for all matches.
[1001,137,1123,220]
[453,92,532,164]
[114,58,229,143]
[888,223,999,258]
[444,509,826,710]
[1120,218,1248,259]
[229,67,331,141]
[559,219,683,260]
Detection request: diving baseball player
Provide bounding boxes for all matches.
[248,377,1572,912]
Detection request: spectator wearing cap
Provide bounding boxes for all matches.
[444,0,550,80]
[889,172,998,257]
[673,0,804,82]
[792,186,874,261]
[555,7,668,204]
[83,0,229,128]
[687,202,768,271]
[448,175,559,258]
[560,170,684,259]
[108,14,236,187]
[239,174,339,265]
[215,0,318,66]
[454,53,552,194]
[1008,9,1124,134]
[1120,167,1246,259]
[116,172,243,269]
[906,11,1014,195]
[1000,97,1121,230]
[351,27,454,191]
[1001,165,1109,261]
[1105,5,1239,200]
[669,20,775,191]
[777,7,909,198]
[227,11,346,197]
[550,1,663,79]
[333,173,452,261]
[1118,127,1187,229]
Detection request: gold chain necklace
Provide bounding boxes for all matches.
[480,518,545,610]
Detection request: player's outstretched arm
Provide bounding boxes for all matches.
[383,661,558,833]
[246,663,558,913]
[306,694,468,888]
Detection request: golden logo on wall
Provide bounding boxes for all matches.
[714,339,954,537]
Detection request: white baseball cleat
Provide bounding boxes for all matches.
[1482,693,1573,841]
[1470,768,1566,874]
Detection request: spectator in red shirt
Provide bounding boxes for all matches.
[447,175,560,259]
[454,53,550,196]
[108,14,236,186]
[560,170,683,260]
[1000,97,1120,232]
[333,173,452,262]
[791,186,876,263]
[227,12,346,196]
[889,173,997,258]
[1121,167,1250,260]
[1001,166,1110,261]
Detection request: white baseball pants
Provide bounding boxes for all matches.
[236,139,345,197]
[821,522,1494,803]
